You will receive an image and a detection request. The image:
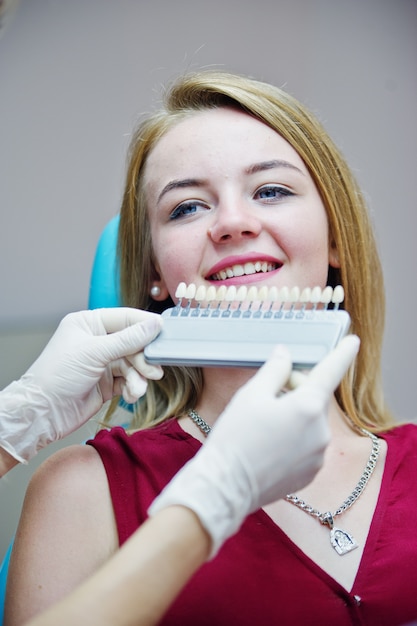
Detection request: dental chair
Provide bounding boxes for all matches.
[0,544,12,626]
[88,214,121,309]
[0,215,122,625]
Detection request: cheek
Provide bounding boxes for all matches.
[283,213,328,253]
[151,230,194,296]
[302,232,330,283]
[306,241,331,283]
[282,211,330,281]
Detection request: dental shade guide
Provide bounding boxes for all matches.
[144,283,351,368]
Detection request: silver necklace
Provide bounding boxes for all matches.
[187,408,381,556]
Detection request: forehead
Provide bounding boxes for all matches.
[143,107,308,187]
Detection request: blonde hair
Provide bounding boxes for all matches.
[113,70,394,433]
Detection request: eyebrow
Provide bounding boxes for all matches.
[157,178,204,203]
[246,159,305,176]
[157,159,305,203]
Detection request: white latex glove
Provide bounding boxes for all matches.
[149,335,360,557]
[0,308,163,463]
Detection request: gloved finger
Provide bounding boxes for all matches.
[110,357,135,380]
[94,316,163,363]
[287,369,307,390]
[127,351,164,380]
[301,335,360,395]
[123,366,148,402]
[120,376,148,404]
[247,344,292,396]
[112,377,144,404]
[109,359,148,403]
[96,307,162,334]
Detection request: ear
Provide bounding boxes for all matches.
[328,238,341,268]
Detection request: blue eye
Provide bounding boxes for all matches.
[169,201,207,220]
[256,185,294,201]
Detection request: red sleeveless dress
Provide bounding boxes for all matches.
[88,421,417,626]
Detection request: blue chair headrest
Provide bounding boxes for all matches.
[88,214,121,309]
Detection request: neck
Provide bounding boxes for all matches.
[327,398,361,440]
[193,367,357,441]
[195,366,257,426]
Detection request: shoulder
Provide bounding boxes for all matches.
[21,444,116,552]
[381,423,417,477]
[382,422,417,446]
[88,421,198,461]
[91,420,187,443]
[28,443,108,503]
[85,422,200,536]
[6,446,118,623]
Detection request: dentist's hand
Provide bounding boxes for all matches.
[150,335,360,556]
[0,308,162,463]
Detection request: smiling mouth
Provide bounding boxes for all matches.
[209,261,281,281]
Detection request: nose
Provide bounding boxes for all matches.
[208,201,262,244]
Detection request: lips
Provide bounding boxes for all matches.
[209,260,280,281]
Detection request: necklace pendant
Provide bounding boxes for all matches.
[330,527,358,556]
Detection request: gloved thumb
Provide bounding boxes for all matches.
[302,334,360,395]
[246,345,293,396]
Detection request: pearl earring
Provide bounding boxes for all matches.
[150,285,161,298]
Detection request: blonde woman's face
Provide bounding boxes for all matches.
[144,107,339,301]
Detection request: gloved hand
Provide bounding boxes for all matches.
[149,335,360,557]
[0,308,163,463]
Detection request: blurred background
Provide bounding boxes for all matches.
[0,0,416,561]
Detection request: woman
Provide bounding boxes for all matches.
[21,337,358,626]
[5,71,417,625]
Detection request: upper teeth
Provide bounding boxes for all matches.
[211,261,277,281]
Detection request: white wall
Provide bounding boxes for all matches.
[1,0,416,560]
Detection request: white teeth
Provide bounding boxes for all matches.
[258,286,269,301]
[269,286,279,302]
[185,283,196,300]
[244,262,256,275]
[225,285,237,301]
[247,286,259,301]
[289,286,300,303]
[279,286,290,301]
[206,285,217,301]
[216,285,227,301]
[195,285,207,301]
[174,283,345,310]
[332,285,344,304]
[320,286,333,304]
[300,287,312,303]
[175,282,187,300]
[311,286,322,304]
[211,261,278,280]
[233,264,245,277]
